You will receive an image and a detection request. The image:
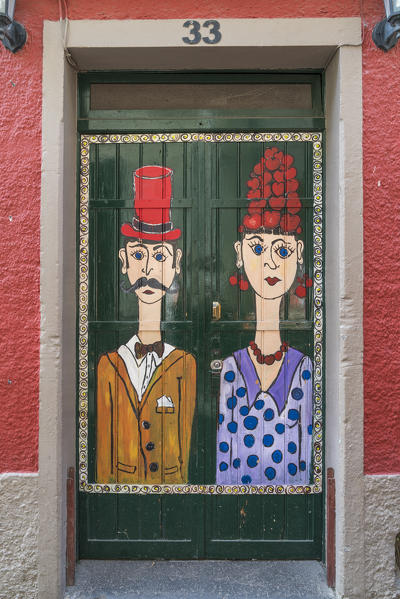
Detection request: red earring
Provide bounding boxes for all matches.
[229,273,238,286]
[229,272,249,291]
[238,276,249,291]
[295,274,312,298]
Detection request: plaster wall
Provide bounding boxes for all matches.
[0,474,38,599]
[362,1,400,474]
[364,475,400,599]
[0,1,399,598]
[1,0,398,478]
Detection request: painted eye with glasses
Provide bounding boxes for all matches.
[216,148,313,487]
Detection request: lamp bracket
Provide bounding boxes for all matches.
[372,16,400,51]
[0,19,26,53]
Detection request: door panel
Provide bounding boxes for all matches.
[203,139,321,558]
[80,139,204,558]
[78,132,323,559]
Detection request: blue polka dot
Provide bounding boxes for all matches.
[288,442,297,454]
[241,475,252,484]
[247,455,259,468]
[308,424,313,435]
[288,463,297,476]
[244,416,258,430]
[265,467,276,481]
[218,414,224,425]
[244,434,255,448]
[288,409,299,421]
[219,442,229,453]
[291,388,304,401]
[255,399,265,410]
[227,395,237,410]
[240,406,249,416]
[275,423,285,434]
[237,387,246,397]
[233,458,241,469]
[219,462,228,472]
[300,461,306,471]
[224,370,235,382]
[263,434,274,447]
[264,408,274,421]
[227,421,238,434]
[272,450,282,464]
[302,370,311,381]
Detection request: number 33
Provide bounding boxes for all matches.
[182,20,222,45]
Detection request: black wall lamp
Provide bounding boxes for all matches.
[373,0,400,51]
[0,0,26,53]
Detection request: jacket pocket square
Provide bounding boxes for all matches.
[156,395,175,413]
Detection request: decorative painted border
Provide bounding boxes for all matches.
[78,132,323,494]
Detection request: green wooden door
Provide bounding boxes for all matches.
[79,138,205,558]
[78,131,323,560]
[203,137,322,558]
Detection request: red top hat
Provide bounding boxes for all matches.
[121,165,181,241]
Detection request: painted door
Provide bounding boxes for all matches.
[203,136,322,559]
[78,132,323,559]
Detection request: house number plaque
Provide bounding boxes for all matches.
[182,20,222,45]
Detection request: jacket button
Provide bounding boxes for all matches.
[146,442,155,451]
[149,462,158,472]
[142,421,150,429]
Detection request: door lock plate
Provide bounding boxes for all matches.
[210,359,223,371]
[212,301,221,320]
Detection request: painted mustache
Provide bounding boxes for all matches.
[121,276,170,294]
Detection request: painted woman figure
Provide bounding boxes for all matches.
[216,147,313,486]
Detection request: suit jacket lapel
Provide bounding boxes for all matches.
[140,349,183,412]
[106,352,140,417]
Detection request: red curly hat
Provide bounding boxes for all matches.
[239,147,302,235]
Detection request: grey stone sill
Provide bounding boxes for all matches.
[65,560,336,599]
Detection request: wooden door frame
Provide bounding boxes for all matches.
[39,18,363,599]
[76,124,323,561]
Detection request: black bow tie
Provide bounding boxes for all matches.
[135,340,164,360]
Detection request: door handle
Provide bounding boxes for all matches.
[212,301,221,320]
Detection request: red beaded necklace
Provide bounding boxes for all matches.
[249,340,289,365]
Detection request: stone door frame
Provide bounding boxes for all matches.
[39,17,363,598]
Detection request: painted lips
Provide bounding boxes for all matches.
[265,277,281,286]
[143,289,155,295]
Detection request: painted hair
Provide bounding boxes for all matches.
[239,147,303,237]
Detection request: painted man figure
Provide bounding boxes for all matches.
[96,165,196,485]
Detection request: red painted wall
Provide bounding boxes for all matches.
[0,0,398,473]
[362,1,400,474]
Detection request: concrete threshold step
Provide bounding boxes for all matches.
[65,560,336,599]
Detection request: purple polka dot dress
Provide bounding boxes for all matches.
[216,347,313,485]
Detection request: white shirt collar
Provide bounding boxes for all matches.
[124,334,174,365]
[117,334,175,401]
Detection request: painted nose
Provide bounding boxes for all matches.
[264,248,278,270]
[142,256,153,276]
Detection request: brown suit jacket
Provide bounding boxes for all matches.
[96,348,196,484]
